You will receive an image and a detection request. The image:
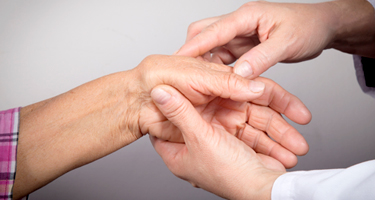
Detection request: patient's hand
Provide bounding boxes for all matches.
[143,76,310,168]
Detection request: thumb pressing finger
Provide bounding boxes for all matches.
[234,38,287,79]
[151,85,209,143]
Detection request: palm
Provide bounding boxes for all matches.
[150,85,286,199]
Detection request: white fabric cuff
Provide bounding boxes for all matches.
[271,160,375,200]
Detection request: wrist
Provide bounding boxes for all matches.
[329,0,375,57]
[13,70,143,198]
[244,170,284,200]
[228,167,284,200]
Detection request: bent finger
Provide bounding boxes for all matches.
[186,16,223,42]
[177,13,257,58]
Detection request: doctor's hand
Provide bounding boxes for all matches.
[150,84,285,200]
[144,76,311,168]
[176,0,375,79]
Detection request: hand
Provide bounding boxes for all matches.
[143,76,311,168]
[14,55,265,199]
[150,84,286,200]
[176,0,375,79]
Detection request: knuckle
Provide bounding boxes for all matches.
[226,73,244,95]
[241,1,260,9]
[141,54,160,68]
[165,100,189,123]
[187,21,202,35]
[250,47,270,74]
[204,22,223,44]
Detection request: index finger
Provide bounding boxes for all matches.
[185,16,222,42]
[176,11,258,57]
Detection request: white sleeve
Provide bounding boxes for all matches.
[271,160,375,200]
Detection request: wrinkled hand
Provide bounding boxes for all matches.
[143,76,311,168]
[176,0,375,79]
[15,54,265,198]
[150,84,286,200]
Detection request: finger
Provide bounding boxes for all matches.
[210,47,237,65]
[233,37,288,79]
[148,120,184,143]
[251,77,312,125]
[209,36,260,65]
[202,52,212,62]
[150,85,210,142]
[188,69,266,103]
[239,124,297,168]
[224,36,260,58]
[177,13,257,58]
[247,103,309,156]
[140,102,184,142]
[143,56,265,105]
[186,16,223,42]
[167,60,266,104]
[257,153,286,172]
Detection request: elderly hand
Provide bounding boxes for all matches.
[176,0,375,79]
[150,84,286,200]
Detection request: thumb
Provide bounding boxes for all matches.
[150,85,209,142]
[234,38,286,79]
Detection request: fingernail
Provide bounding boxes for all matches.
[234,61,253,78]
[249,81,265,93]
[151,88,171,105]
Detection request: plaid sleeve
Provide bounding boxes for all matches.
[0,108,28,200]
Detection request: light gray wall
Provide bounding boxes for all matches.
[1,0,375,199]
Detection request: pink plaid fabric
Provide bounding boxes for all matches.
[0,108,27,200]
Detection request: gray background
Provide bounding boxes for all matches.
[1,0,375,199]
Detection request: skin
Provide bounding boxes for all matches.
[157,0,375,198]
[12,55,310,199]
[151,84,286,200]
[175,0,375,79]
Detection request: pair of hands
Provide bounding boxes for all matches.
[16,0,375,198]
[15,55,309,199]
[142,56,310,199]
[150,0,375,199]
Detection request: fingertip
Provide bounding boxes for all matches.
[284,154,298,169]
[283,130,309,156]
[235,39,285,79]
[151,87,172,105]
[295,139,309,156]
[234,60,253,78]
[286,99,312,125]
[257,154,286,172]
[248,80,265,94]
[268,145,298,169]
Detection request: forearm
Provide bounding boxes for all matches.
[13,70,142,199]
[329,0,375,57]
